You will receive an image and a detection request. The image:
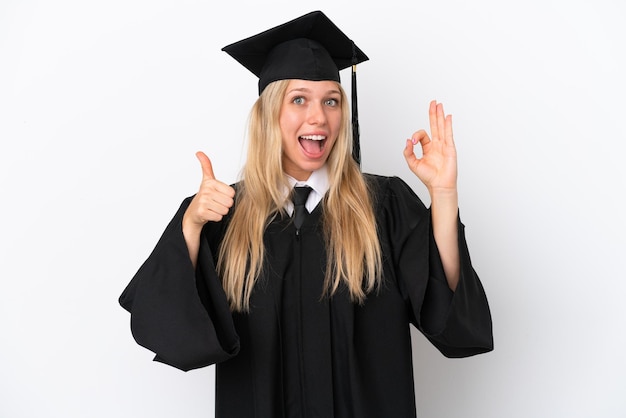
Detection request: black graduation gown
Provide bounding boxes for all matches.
[119,174,493,418]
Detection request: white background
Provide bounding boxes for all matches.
[1,1,624,417]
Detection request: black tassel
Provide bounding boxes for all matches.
[351,42,361,167]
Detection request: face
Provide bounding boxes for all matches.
[279,79,342,181]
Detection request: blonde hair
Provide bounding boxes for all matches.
[218,80,382,311]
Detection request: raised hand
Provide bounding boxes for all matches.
[403,101,460,289]
[183,151,236,228]
[182,152,235,267]
[403,100,458,193]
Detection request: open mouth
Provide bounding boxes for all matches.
[298,135,327,155]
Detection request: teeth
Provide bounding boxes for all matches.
[300,135,325,141]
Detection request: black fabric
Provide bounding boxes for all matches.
[119,174,493,418]
[292,186,312,230]
[221,10,368,95]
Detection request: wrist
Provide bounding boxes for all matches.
[429,187,459,217]
[428,186,458,201]
[182,211,204,234]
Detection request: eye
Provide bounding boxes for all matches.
[325,98,339,107]
[292,96,305,105]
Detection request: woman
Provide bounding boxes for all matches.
[120,10,493,418]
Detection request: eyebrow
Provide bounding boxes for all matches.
[287,87,341,95]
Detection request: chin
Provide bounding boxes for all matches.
[302,160,327,173]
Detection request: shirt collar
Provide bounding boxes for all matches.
[285,165,330,214]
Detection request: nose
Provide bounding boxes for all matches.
[307,102,327,125]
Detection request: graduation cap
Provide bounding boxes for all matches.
[222,10,368,165]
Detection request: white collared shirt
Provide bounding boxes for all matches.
[284,165,330,215]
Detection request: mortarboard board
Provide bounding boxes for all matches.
[221,10,368,165]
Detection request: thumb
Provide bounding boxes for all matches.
[196,151,216,180]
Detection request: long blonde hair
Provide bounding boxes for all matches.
[217,80,382,311]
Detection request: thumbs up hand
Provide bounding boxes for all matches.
[183,151,236,229]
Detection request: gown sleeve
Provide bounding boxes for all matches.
[118,197,240,372]
[380,176,493,358]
